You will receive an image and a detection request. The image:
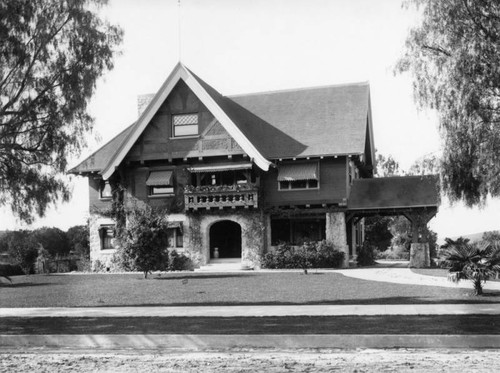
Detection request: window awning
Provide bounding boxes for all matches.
[146,170,173,186]
[187,162,253,173]
[167,221,183,233]
[277,163,318,181]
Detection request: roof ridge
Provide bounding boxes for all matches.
[228,81,370,98]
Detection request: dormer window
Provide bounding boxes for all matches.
[172,113,198,137]
[100,181,112,200]
[147,170,174,197]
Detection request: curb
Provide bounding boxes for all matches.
[2,334,500,350]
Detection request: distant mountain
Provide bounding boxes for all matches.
[447,231,494,244]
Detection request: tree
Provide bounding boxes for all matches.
[114,205,170,278]
[442,241,500,295]
[483,231,500,245]
[7,230,38,275]
[0,0,122,223]
[31,227,70,258]
[375,153,403,177]
[66,224,90,258]
[397,1,500,206]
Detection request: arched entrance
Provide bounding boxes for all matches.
[209,220,242,259]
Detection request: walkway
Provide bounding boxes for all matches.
[336,262,500,290]
[1,303,500,318]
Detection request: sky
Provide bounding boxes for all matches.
[1,0,499,240]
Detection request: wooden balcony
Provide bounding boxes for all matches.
[184,185,258,210]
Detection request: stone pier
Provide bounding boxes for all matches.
[326,212,349,268]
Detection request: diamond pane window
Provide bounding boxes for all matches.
[173,113,198,137]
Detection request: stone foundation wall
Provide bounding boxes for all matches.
[88,212,116,269]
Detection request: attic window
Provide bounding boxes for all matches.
[173,113,198,137]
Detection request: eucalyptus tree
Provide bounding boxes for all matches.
[397,0,500,206]
[0,0,122,223]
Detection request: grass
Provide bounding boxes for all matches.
[1,271,500,308]
[412,268,500,282]
[2,315,500,335]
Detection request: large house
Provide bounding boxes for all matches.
[70,63,439,269]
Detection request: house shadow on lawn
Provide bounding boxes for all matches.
[153,274,256,280]
[109,294,500,307]
[0,282,55,288]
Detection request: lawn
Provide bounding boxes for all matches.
[2,315,500,335]
[1,271,499,307]
[412,268,500,282]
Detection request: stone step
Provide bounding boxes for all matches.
[195,258,251,272]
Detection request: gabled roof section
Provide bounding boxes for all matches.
[100,62,271,180]
[227,82,372,160]
[68,123,135,174]
[348,175,440,210]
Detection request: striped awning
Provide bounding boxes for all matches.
[146,170,173,186]
[187,162,253,173]
[277,163,318,181]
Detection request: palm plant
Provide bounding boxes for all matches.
[441,241,500,295]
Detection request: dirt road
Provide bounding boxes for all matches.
[1,348,499,372]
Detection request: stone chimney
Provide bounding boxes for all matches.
[137,94,155,116]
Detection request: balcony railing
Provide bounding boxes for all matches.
[184,185,258,210]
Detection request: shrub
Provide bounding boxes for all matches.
[261,240,345,270]
[441,241,500,296]
[0,263,23,277]
[167,250,194,271]
[114,204,170,278]
[357,241,376,266]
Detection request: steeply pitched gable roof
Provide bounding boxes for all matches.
[69,123,135,174]
[69,64,374,176]
[228,83,371,159]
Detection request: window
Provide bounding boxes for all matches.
[279,179,319,190]
[167,227,184,248]
[271,219,325,245]
[146,170,174,197]
[100,181,112,199]
[98,225,115,250]
[277,162,319,190]
[172,113,198,137]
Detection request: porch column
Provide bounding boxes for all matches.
[404,211,433,268]
[265,214,272,253]
[326,212,349,268]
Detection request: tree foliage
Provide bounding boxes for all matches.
[375,153,403,177]
[6,230,38,275]
[66,224,90,258]
[0,0,122,222]
[31,227,69,257]
[397,0,500,206]
[114,205,170,278]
